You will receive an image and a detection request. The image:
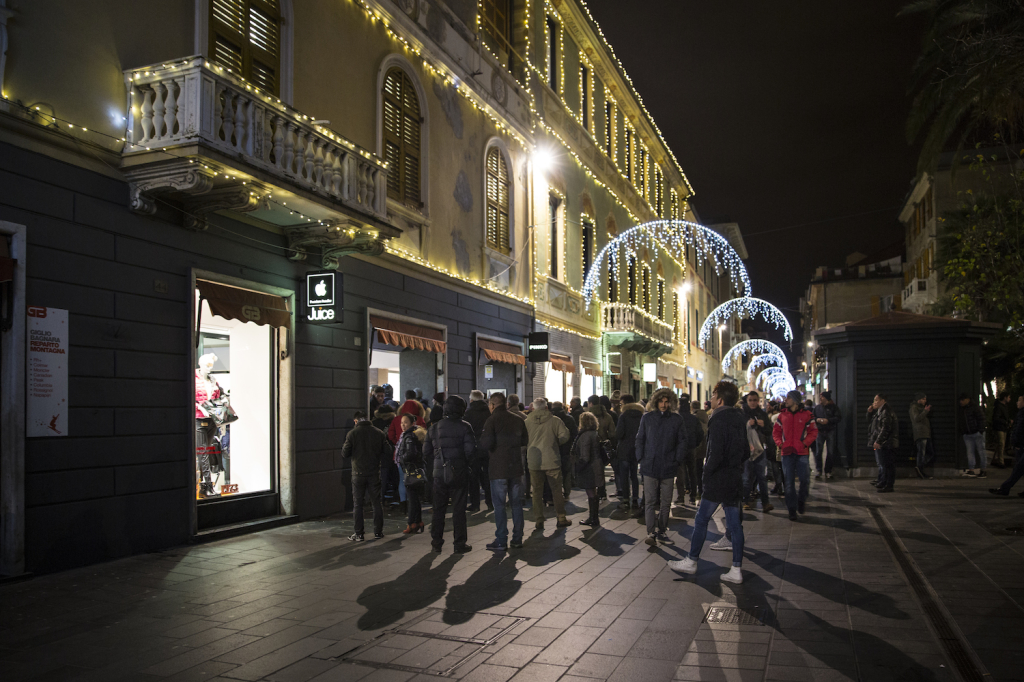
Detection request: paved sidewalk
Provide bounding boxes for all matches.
[2,474,1023,682]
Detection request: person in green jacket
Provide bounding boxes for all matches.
[909,393,935,479]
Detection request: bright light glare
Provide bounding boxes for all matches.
[533,147,555,173]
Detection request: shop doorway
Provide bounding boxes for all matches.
[544,353,574,403]
[193,277,293,532]
[476,336,525,398]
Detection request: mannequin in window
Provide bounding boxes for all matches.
[196,353,223,498]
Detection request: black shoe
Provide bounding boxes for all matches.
[374,532,384,539]
[453,544,472,554]
[579,517,597,526]
[989,488,1009,496]
[510,540,523,549]
[486,503,495,511]
[485,540,507,551]
[1018,491,1024,498]
[466,506,481,513]
[877,487,894,493]
[431,544,443,553]
[348,533,364,542]
[789,511,798,521]
[914,467,924,479]
[797,501,805,515]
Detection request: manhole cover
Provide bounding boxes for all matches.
[341,608,529,677]
[703,606,766,626]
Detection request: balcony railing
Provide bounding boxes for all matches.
[902,277,929,310]
[123,57,387,222]
[602,303,675,346]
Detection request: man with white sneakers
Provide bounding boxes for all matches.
[668,381,747,584]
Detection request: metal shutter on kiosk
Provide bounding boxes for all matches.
[855,358,955,467]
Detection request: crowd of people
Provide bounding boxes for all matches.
[342,381,880,585]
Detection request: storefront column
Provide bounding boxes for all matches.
[0,220,26,577]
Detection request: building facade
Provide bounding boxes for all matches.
[0,0,741,576]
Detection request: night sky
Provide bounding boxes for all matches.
[584,0,926,346]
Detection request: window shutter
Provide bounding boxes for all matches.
[485,147,510,253]
[209,0,280,95]
[382,68,422,206]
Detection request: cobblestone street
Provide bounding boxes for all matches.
[3,475,1023,682]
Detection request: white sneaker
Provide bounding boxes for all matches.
[721,566,743,584]
[709,536,733,551]
[825,473,833,480]
[667,557,698,574]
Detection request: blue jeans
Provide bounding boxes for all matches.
[964,433,986,470]
[915,438,936,472]
[743,455,769,507]
[815,430,839,473]
[490,477,524,545]
[689,498,744,567]
[781,455,809,512]
[997,448,1024,493]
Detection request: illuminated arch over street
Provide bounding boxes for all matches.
[698,297,793,349]
[746,353,789,383]
[721,339,787,372]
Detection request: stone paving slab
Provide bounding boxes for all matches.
[3,472,1023,681]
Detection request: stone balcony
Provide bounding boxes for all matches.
[121,57,398,267]
[601,303,675,356]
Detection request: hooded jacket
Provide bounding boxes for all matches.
[960,402,986,435]
[372,406,396,432]
[867,402,899,449]
[635,389,689,479]
[680,409,705,456]
[909,401,932,440]
[772,405,819,456]
[614,402,645,463]
[586,403,617,445]
[423,397,475,481]
[571,426,604,489]
[524,407,570,470]
[342,420,393,476]
[479,404,530,480]
[702,405,748,504]
[395,425,425,470]
[388,399,426,445]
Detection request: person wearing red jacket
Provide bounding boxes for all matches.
[772,390,819,521]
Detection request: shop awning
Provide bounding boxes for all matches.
[673,379,685,390]
[370,315,446,353]
[580,360,603,377]
[629,368,640,379]
[549,353,574,373]
[658,375,669,387]
[198,280,290,328]
[478,338,525,365]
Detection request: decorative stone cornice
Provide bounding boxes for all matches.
[284,219,386,269]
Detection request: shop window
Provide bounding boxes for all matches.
[209,0,281,94]
[486,146,511,254]
[382,67,422,207]
[195,282,287,500]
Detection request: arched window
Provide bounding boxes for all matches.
[627,255,637,307]
[209,0,282,94]
[485,147,510,254]
[642,266,651,311]
[382,67,422,206]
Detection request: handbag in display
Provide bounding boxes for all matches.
[202,396,238,426]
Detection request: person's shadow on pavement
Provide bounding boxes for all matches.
[443,552,522,624]
[356,552,463,630]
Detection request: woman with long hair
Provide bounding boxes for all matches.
[573,411,604,527]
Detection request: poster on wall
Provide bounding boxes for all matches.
[27,306,69,437]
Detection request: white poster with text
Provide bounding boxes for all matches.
[27,306,68,437]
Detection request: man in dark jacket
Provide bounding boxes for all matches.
[341,411,393,541]
[480,392,531,550]
[676,397,705,507]
[959,393,987,477]
[550,401,578,499]
[867,393,899,492]
[668,381,746,584]
[812,391,842,479]
[992,392,1012,468]
[614,396,644,509]
[464,390,493,512]
[635,388,689,546]
[909,393,935,478]
[569,397,584,421]
[424,395,476,553]
[773,390,819,518]
[741,391,773,513]
[990,395,1024,497]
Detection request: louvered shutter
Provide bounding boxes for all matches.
[485,147,510,254]
[209,0,280,95]
[382,68,422,206]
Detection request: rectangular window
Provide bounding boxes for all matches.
[549,194,561,280]
[480,0,514,68]
[604,100,614,158]
[657,279,665,320]
[625,129,633,182]
[628,256,637,306]
[209,0,282,95]
[580,62,590,130]
[581,218,594,285]
[545,16,559,92]
[672,291,680,340]
[609,253,619,303]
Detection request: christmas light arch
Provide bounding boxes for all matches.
[698,298,793,349]
[746,353,789,384]
[581,220,752,309]
[764,373,797,400]
[720,339,787,372]
[755,366,791,390]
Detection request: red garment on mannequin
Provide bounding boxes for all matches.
[195,370,222,418]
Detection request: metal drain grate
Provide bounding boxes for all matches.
[340,608,529,677]
[703,606,766,626]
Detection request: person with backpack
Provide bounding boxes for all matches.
[423,395,476,553]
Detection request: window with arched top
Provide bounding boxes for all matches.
[627,255,637,307]
[642,266,651,311]
[486,147,511,254]
[382,67,422,207]
[209,0,282,94]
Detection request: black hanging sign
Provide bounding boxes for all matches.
[527,332,550,362]
[305,271,342,323]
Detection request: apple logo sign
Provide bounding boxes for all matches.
[315,279,327,297]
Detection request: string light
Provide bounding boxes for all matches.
[756,367,791,390]
[721,339,787,371]
[698,297,793,349]
[746,353,789,384]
